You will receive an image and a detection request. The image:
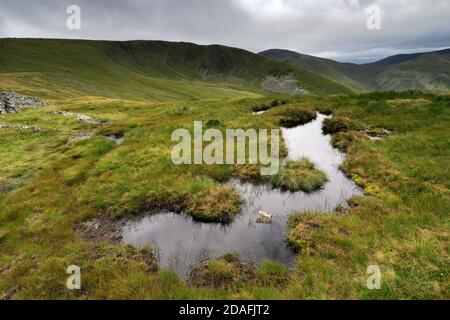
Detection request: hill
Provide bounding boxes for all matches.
[0,38,352,101]
[260,48,450,92]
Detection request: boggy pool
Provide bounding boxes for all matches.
[122,113,363,277]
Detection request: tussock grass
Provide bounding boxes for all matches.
[187,185,243,223]
[256,260,289,287]
[266,160,327,192]
[251,99,288,112]
[322,116,351,134]
[190,256,255,289]
[278,107,317,128]
[331,130,367,152]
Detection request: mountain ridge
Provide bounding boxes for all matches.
[259,48,450,92]
[0,38,352,101]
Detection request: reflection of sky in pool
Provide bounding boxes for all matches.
[122,114,363,277]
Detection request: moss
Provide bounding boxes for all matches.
[266,160,327,192]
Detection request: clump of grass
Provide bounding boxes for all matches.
[233,164,261,181]
[322,116,351,134]
[0,229,7,243]
[386,98,431,106]
[279,107,317,128]
[331,131,366,152]
[190,256,255,289]
[188,185,243,223]
[266,160,327,192]
[204,165,233,182]
[205,119,221,128]
[316,106,333,115]
[286,213,324,253]
[252,103,271,113]
[223,252,240,263]
[207,260,235,286]
[170,106,189,116]
[256,260,289,287]
[251,99,287,113]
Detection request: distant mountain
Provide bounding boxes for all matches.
[367,48,450,67]
[0,38,351,101]
[260,48,450,92]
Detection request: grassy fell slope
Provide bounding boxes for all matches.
[371,52,450,91]
[0,38,352,101]
[260,48,450,92]
[0,93,448,299]
[260,49,370,92]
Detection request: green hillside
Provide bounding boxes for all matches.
[370,51,450,91]
[0,38,352,101]
[260,48,450,92]
[260,49,370,91]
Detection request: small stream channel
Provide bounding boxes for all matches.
[122,113,363,277]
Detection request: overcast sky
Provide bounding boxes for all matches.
[0,0,449,63]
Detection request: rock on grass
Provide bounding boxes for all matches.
[0,92,47,114]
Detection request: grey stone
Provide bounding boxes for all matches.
[51,111,99,124]
[0,92,47,114]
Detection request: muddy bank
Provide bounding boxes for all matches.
[74,213,128,243]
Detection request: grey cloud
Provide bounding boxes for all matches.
[0,0,449,63]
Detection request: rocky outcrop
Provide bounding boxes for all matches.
[0,92,47,114]
[261,75,309,96]
[50,111,99,124]
[0,123,43,132]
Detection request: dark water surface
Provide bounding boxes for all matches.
[122,114,362,277]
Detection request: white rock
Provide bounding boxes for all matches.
[256,210,272,224]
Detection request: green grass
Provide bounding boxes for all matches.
[0,41,449,299]
[256,260,289,287]
[0,38,351,101]
[1,92,449,299]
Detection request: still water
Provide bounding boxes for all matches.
[122,114,362,277]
